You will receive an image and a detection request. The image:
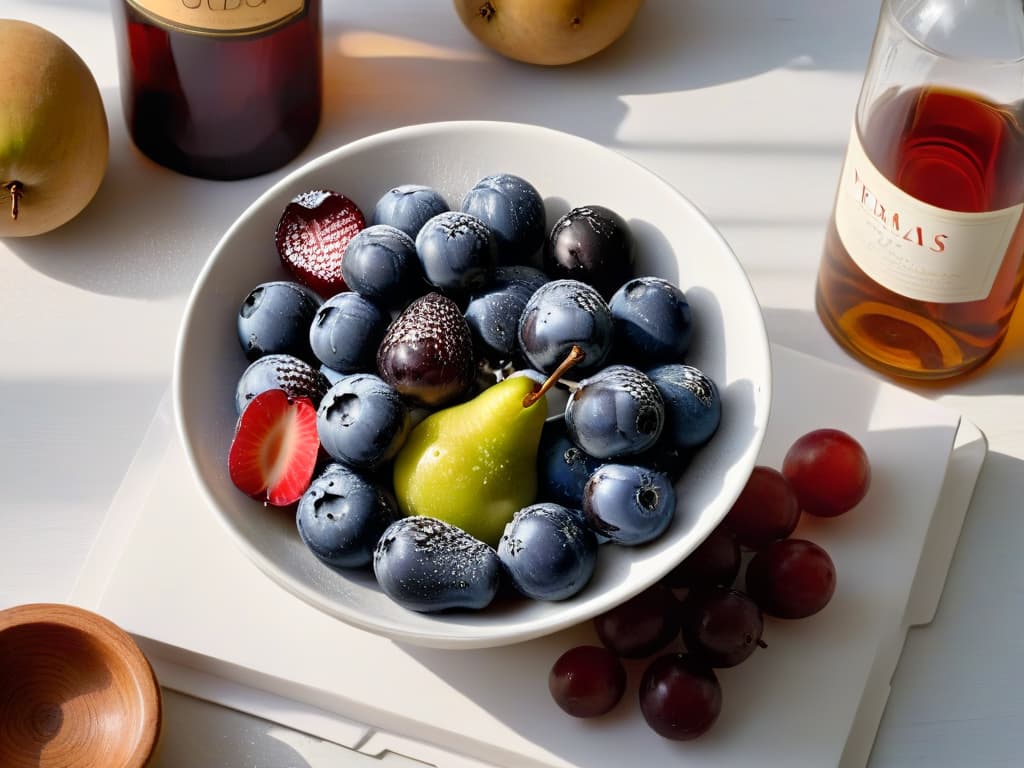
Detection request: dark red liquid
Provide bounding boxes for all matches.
[113,2,321,180]
[817,86,1024,379]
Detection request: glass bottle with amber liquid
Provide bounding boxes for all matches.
[816,0,1024,379]
[112,1,321,180]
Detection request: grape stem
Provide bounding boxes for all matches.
[523,345,585,408]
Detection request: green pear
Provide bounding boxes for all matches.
[393,374,547,546]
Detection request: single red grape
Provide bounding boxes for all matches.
[593,583,680,659]
[639,653,722,740]
[662,526,741,590]
[681,587,765,667]
[745,538,836,619]
[549,645,627,718]
[722,465,801,549]
[782,428,871,517]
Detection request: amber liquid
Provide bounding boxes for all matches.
[816,86,1024,379]
[112,2,321,180]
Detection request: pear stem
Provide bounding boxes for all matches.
[523,345,585,408]
[5,181,22,220]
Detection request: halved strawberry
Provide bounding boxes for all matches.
[228,389,320,506]
[275,190,366,298]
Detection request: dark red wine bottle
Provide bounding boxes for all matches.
[112,1,321,180]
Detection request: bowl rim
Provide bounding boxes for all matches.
[172,119,773,648]
[0,602,162,767]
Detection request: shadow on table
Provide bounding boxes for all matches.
[8,1,876,300]
[152,690,316,768]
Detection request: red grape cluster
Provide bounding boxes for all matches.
[548,427,871,739]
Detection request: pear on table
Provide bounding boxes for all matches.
[393,347,583,546]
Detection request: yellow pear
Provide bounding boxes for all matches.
[0,20,108,237]
[453,0,644,66]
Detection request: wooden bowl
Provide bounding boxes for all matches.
[0,603,162,768]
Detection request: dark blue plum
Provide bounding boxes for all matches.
[632,438,695,483]
[461,173,546,264]
[317,374,410,470]
[373,516,501,612]
[544,205,635,300]
[309,292,389,373]
[609,277,693,364]
[234,353,330,415]
[464,266,549,365]
[415,211,498,293]
[372,184,450,238]
[564,365,664,459]
[647,364,722,449]
[340,224,425,309]
[497,503,598,601]
[583,464,676,545]
[296,463,399,570]
[537,418,604,509]
[237,280,322,362]
[517,279,613,375]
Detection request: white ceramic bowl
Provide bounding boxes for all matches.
[174,121,771,649]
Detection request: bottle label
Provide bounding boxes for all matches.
[126,0,306,37]
[834,123,1023,303]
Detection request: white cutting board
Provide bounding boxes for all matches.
[72,345,985,768]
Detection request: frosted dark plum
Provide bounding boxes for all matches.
[372,184,449,238]
[517,279,613,375]
[536,417,604,509]
[234,353,330,415]
[583,463,675,545]
[237,280,322,362]
[309,292,389,374]
[373,516,501,612]
[317,374,410,470]
[565,365,664,459]
[296,464,399,570]
[464,265,549,365]
[340,224,424,309]
[647,364,722,450]
[610,276,693,364]
[544,205,635,299]
[415,211,498,293]
[461,173,546,264]
[498,503,598,601]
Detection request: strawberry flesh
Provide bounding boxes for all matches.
[229,389,320,506]
[275,190,366,298]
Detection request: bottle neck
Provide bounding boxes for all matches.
[887,0,1024,63]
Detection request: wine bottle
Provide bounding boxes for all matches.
[816,0,1024,380]
[112,1,322,180]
